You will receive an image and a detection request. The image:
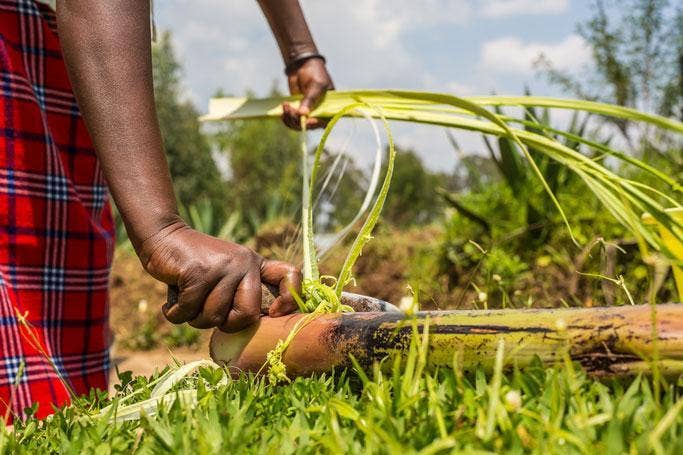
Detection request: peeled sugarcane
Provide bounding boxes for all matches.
[211,304,683,377]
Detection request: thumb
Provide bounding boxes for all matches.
[260,260,302,317]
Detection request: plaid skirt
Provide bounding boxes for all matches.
[0,0,114,421]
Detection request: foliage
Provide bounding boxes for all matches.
[206,90,682,260]
[152,32,227,220]
[429,100,681,307]
[314,150,368,232]
[320,224,442,306]
[207,90,681,378]
[211,91,302,236]
[537,0,682,133]
[446,107,598,239]
[3,326,683,453]
[264,106,398,382]
[178,200,248,243]
[431,177,676,308]
[88,17,683,449]
[121,319,200,352]
[382,148,446,226]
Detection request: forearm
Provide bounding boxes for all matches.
[57,0,178,251]
[257,0,318,65]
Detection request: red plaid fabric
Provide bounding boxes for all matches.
[0,0,114,422]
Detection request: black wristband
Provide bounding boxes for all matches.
[284,53,326,75]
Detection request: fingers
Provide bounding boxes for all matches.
[299,82,325,117]
[305,117,328,129]
[283,60,332,131]
[150,223,301,331]
[178,259,301,332]
[282,93,328,131]
[261,260,302,317]
[163,271,215,324]
[219,268,261,333]
[282,102,300,130]
[188,275,238,329]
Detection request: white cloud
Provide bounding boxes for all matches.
[339,0,473,31]
[155,0,585,170]
[161,0,586,106]
[445,81,478,96]
[479,34,590,74]
[301,0,472,89]
[156,1,477,102]
[480,0,569,18]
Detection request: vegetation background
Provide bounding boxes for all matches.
[110,0,682,352]
[2,1,682,452]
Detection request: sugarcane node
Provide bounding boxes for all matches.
[210,303,683,378]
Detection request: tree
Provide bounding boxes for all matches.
[537,0,681,191]
[212,88,302,234]
[382,148,445,226]
[212,97,372,235]
[152,32,227,219]
[538,0,682,135]
[314,151,367,232]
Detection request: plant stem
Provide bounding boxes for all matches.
[300,118,318,281]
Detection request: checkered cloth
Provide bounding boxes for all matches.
[0,0,114,422]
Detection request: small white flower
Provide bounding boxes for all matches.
[138,299,148,314]
[492,274,502,283]
[399,296,415,312]
[504,390,522,411]
[478,292,487,303]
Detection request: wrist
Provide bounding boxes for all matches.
[135,213,187,266]
[284,51,325,75]
[283,40,318,64]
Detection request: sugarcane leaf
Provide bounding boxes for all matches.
[204,90,682,260]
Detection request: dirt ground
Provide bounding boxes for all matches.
[108,248,211,393]
[109,247,167,345]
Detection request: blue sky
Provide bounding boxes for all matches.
[156,0,596,170]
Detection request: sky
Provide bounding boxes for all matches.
[155,0,596,171]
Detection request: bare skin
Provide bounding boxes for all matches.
[56,0,332,331]
[258,0,335,129]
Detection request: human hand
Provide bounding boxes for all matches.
[139,217,302,332]
[283,57,334,130]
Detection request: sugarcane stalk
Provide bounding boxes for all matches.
[210,304,683,377]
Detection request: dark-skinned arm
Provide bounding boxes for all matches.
[56,0,301,332]
[257,0,334,129]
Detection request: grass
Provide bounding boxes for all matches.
[2,325,682,454]
[4,92,681,452]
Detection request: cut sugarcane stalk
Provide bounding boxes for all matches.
[210,304,683,377]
